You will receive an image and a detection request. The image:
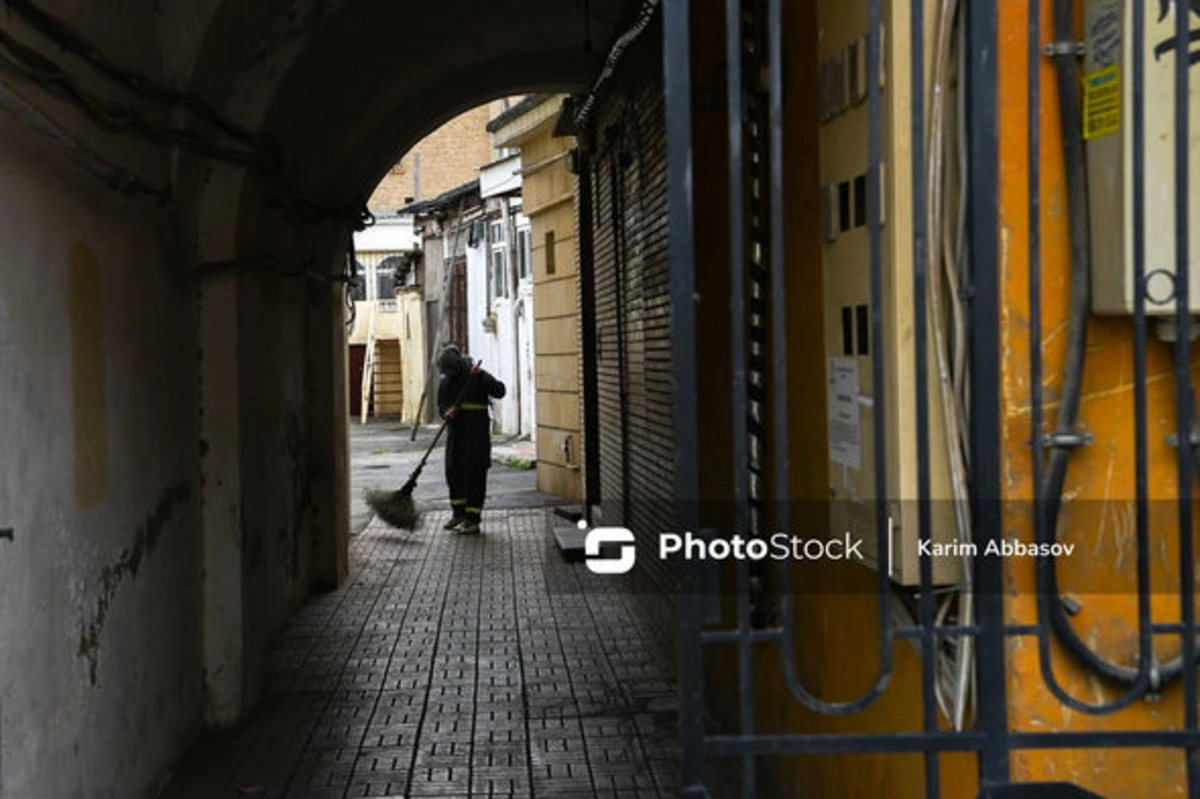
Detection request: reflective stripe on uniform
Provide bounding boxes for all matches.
[459,402,489,411]
[450,499,467,505]
[466,507,483,514]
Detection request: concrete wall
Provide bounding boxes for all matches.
[0,110,203,799]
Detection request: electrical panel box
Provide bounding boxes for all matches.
[1084,0,1200,315]
[817,1,961,586]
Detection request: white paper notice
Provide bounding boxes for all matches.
[827,357,861,469]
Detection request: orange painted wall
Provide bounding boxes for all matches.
[998,0,1200,795]
[695,1,1200,796]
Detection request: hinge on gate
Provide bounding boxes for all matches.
[1042,430,1094,449]
[1166,428,1200,449]
[1043,40,1087,58]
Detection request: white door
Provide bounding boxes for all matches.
[518,282,535,440]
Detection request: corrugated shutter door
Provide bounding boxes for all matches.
[588,47,678,604]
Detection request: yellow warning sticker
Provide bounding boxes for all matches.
[1083,65,1121,140]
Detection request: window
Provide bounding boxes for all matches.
[375,262,396,298]
[378,255,407,291]
[517,228,531,280]
[490,219,508,299]
[491,248,507,299]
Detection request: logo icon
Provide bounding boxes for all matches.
[582,522,637,574]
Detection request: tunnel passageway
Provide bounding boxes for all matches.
[161,509,683,799]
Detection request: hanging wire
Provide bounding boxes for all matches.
[0,11,368,226]
[0,70,168,199]
[572,0,660,131]
[2,0,266,150]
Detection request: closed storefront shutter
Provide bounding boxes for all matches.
[586,36,678,628]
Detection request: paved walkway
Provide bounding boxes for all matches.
[160,509,682,799]
[349,422,562,535]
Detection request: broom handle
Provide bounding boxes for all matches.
[407,362,482,481]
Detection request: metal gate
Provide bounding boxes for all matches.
[663,0,1200,796]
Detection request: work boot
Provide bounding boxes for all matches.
[458,520,481,535]
[443,514,466,530]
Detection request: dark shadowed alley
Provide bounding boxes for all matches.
[160,508,688,799]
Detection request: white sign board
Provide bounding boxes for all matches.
[827,357,861,470]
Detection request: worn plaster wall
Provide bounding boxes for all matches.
[0,110,203,799]
[0,1,632,796]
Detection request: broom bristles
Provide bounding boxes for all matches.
[365,488,422,530]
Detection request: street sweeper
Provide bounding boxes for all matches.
[437,344,505,534]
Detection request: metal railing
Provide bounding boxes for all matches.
[664,0,1200,796]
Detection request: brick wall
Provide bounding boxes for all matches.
[368,100,512,211]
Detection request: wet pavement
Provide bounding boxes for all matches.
[158,507,684,799]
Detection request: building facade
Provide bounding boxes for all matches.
[488,95,584,501]
[347,215,420,419]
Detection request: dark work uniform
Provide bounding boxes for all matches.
[438,361,506,523]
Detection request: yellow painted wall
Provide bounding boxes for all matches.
[398,289,429,424]
[527,129,582,500]
[348,300,403,345]
[347,251,406,346]
[494,99,583,501]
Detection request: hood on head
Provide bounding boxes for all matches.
[437,344,465,375]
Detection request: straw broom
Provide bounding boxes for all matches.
[365,362,479,530]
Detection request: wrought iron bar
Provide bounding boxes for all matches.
[965,0,1011,788]
[725,0,755,791]
[663,0,706,795]
[1170,1,1198,795]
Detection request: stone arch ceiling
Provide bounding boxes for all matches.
[187,0,634,222]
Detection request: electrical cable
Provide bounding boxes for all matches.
[1040,0,1200,690]
[572,0,659,131]
[954,4,971,458]
[0,72,168,199]
[345,234,360,331]
[926,0,974,731]
[2,0,267,151]
[0,20,368,228]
